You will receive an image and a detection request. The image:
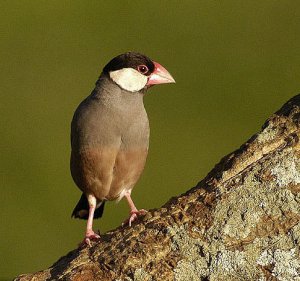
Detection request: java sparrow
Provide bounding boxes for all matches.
[70,52,175,244]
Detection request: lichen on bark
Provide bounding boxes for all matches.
[15,95,300,281]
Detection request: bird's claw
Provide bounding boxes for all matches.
[80,230,100,247]
[123,209,147,227]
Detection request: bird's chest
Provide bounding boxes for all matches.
[119,116,150,150]
[106,103,149,149]
[76,100,149,149]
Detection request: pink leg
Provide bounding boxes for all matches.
[83,194,100,246]
[123,191,147,227]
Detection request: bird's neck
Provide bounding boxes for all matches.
[92,74,146,109]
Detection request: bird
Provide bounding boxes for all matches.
[70,52,175,245]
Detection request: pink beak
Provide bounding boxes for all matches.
[146,61,175,86]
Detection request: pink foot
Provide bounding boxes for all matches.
[123,209,147,227]
[81,230,100,247]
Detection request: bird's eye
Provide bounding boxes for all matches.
[137,65,149,75]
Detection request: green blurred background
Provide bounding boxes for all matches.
[1,1,300,279]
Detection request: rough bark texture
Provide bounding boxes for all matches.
[15,95,300,281]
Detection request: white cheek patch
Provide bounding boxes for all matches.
[109,68,148,92]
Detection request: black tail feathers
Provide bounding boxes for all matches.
[71,194,105,220]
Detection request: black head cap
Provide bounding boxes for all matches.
[103,52,155,76]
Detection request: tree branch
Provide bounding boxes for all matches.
[15,95,300,281]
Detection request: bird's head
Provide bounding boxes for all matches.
[103,52,175,92]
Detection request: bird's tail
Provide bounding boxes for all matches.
[71,194,105,220]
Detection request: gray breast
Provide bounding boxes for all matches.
[71,77,149,149]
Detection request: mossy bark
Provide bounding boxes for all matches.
[15,95,300,281]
